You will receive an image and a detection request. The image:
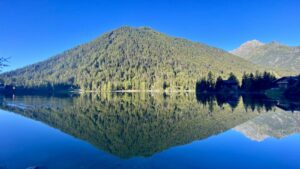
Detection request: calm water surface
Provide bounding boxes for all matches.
[0,93,300,169]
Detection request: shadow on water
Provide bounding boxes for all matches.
[0,92,299,159]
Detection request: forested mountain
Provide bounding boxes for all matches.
[231,40,300,74]
[0,26,260,91]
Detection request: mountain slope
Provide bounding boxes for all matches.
[1,26,260,91]
[235,110,300,141]
[231,40,300,73]
[231,40,265,60]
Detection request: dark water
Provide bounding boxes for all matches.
[0,93,300,169]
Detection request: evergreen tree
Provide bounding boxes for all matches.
[0,27,260,92]
[207,71,215,90]
[228,72,239,87]
[215,76,223,92]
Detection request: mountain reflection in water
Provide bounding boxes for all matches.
[0,93,299,159]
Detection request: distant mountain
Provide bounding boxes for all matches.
[231,40,300,73]
[231,40,265,60]
[1,26,260,91]
[235,110,300,141]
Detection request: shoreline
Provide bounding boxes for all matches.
[77,89,195,94]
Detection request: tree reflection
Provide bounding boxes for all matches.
[195,93,279,112]
[0,93,287,158]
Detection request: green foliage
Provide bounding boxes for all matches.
[241,71,277,92]
[228,72,239,85]
[196,72,239,93]
[0,27,260,92]
[196,71,276,93]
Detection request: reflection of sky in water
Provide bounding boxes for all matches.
[1,109,300,169]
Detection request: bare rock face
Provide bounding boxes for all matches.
[234,121,269,142]
[231,39,300,74]
[235,110,300,142]
[231,40,264,59]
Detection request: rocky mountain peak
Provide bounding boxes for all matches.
[230,40,264,59]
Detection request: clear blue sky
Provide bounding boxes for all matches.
[1,0,300,72]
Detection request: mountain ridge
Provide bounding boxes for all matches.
[231,40,264,60]
[235,110,300,142]
[231,40,300,74]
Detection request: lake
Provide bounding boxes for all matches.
[0,93,300,169]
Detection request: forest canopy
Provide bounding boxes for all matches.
[0,27,261,91]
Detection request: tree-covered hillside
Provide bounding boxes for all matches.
[232,40,300,74]
[0,27,260,91]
